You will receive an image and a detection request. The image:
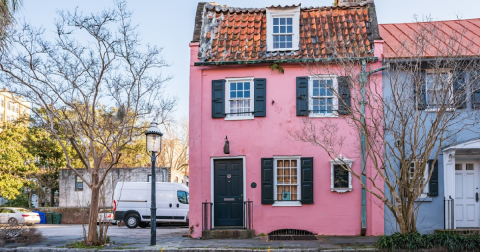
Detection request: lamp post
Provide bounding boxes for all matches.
[145,121,163,246]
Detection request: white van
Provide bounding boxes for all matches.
[113,182,189,228]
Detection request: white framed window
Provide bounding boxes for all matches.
[309,76,338,117]
[425,70,453,111]
[273,156,301,206]
[408,162,429,198]
[266,7,300,51]
[330,158,353,193]
[225,78,254,120]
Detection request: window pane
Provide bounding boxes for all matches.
[287,26,292,33]
[230,83,236,91]
[244,91,250,98]
[244,82,250,90]
[286,42,292,48]
[287,18,292,25]
[467,164,474,170]
[280,18,285,25]
[287,35,292,42]
[280,26,286,33]
[455,164,462,170]
[277,160,283,167]
[237,82,243,90]
[230,91,236,98]
[273,26,279,33]
[280,35,285,42]
[273,18,279,25]
[313,80,319,88]
[284,160,290,167]
[237,91,243,98]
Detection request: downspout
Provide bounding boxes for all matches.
[359,59,386,236]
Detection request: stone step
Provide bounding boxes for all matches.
[202,229,255,239]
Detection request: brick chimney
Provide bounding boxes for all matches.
[336,0,374,7]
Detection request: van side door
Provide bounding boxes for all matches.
[175,190,189,221]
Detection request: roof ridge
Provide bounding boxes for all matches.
[203,2,372,13]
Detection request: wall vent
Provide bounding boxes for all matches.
[268,229,317,240]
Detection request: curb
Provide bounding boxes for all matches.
[0,248,379,252]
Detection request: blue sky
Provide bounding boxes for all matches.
[18,0,480,121]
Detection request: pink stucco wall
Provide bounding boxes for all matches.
[189,41,385,238]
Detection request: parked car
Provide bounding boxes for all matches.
[113,182,189,228]
[0,207,40,225]
[97,209,117,225]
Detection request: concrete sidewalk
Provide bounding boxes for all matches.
[1,236,379,251]
[0,224,379,251]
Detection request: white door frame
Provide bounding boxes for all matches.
[453,160,480,228]
[210,156,246,229]
[443,139,480,229]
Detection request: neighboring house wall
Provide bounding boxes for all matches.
[0,89,30,125]
[59,167,170,208]
[380,19,480,234]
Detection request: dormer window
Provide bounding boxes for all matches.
[266,6,300,51]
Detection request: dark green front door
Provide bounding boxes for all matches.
[214,159,243,227]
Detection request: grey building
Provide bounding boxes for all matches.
[59,167,170,208]
[380,19,480,233]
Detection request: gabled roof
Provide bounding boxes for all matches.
[379,19,480,59]
[192,2,380,63]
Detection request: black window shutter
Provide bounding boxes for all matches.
[471,71,480,109]
[453,71,466,109]
[414,70,427,110]
[296,77,309,116]
[212,79,225,118]
[254,78,267,117]
[337,76,352,115]
[261,158,274,204]
[301,157,314,204]
[429,159,438,197]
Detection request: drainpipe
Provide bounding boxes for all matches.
[359,59,386,236]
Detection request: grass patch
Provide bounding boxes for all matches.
[66,241,105,249]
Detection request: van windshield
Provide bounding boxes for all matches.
[177,191,189,204]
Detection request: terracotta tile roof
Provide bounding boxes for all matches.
[192,2,380,63]
[379,19,480,59]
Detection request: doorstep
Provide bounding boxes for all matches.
[202,229,255,239]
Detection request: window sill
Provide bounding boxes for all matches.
[425,108,455,113]
[331,188,352,193]
[224,116,254,121]
[309,114,338,118]
[272,201,302,207]
[415,197,433,202]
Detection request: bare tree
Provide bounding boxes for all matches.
[157,119,189,178]
[0,0,175,245]
[291,18,480,234]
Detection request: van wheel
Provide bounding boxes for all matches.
[125,215,139,228]
[139,222,148,228]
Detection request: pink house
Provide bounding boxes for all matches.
[189,0,384,238]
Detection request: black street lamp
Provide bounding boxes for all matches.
[145,121,163,246]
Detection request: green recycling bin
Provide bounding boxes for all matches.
[45,212,54,224]
[52,212,62,224]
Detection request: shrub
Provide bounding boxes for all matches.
[0,224,44,245]
[376,232,480,251]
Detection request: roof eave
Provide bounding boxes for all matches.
[194,57,379,66]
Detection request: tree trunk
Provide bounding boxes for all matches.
[50,189,55,207]
[87,174,100,245]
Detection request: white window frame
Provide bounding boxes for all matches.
[408,162,429,198]
[309,75,338,118]
[424,69,454,112]
[273,156,302,207]
[266,7,300,51]
[330,158,353,193]
[225,77,255,121]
